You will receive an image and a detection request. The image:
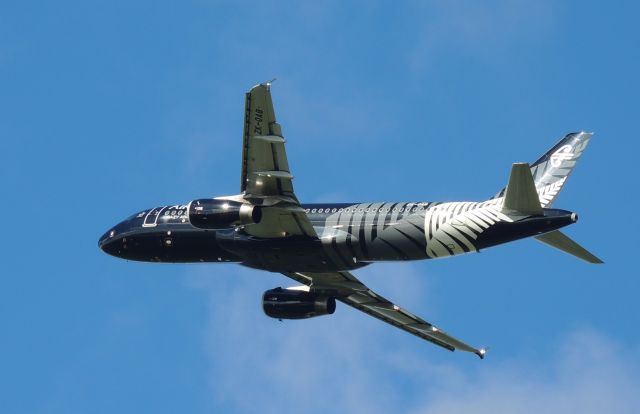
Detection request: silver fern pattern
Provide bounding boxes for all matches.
[311,199,519,263]
[308,132,596,264]
[529,132,592,207]
[423,200,513,258]
[491,132,593,208]
[537,177,567,208]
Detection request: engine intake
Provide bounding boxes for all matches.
[262,287,336,319]
[189,199,262,229]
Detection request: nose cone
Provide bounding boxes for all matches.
[99,214,138,257]
[98,227,116,246]
[98,228,121,256]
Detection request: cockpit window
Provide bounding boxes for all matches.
[126,211,146,220]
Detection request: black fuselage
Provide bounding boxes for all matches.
[99,201,576,272]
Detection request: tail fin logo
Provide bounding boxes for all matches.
[550,145,574,167]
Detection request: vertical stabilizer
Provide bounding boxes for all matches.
[493,132,594,207]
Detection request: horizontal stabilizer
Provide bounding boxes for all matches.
[502,163,543,215]
[535,230,603,264]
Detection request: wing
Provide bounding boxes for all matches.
[239,82,316,238]
[282,271,487,358]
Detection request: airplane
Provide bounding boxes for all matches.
[99,81,602,359]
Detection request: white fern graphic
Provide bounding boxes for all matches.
[424,202,513,258]
[537,176,567,208]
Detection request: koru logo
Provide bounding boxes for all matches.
[550,145,574,167]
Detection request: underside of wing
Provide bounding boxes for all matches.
[241,82,295,201]
[282,271,486,358]
[237,82,316,238]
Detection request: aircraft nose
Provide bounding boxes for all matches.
[99,215,135,256]
[98,228,119,255]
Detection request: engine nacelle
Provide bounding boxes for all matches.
[262,287,336,320]
[188,199,262,229]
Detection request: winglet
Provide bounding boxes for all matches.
[475,347,488,359]
[502,163,543,216]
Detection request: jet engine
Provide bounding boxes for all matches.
[262,287,336,319]
[188,199,262,229]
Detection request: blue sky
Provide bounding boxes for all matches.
[2,1,639,413]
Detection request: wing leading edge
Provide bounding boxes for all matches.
[282,271,487,359]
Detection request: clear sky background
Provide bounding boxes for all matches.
[2,1,639,413]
